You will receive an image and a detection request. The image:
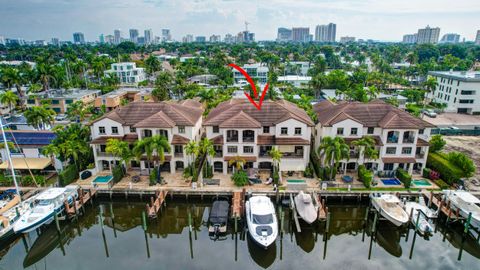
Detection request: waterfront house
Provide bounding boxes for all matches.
[313,100,435,175]
[89,100,203,174]
[204,98,314,174]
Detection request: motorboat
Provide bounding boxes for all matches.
[370,193,409,226]
[13,187,78,233]
[443,190,480,229]
[294,191,318,224]
[246,195,278,248]
[0,194,38,243]
[208,199,230,240]
[405,202,435,235]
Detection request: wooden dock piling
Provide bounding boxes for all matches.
[146,190,167,218]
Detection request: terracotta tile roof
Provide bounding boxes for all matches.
[382,157,416,163]
[416,138,430,146]
[133,111,175,128]
[211,135,224,145]
[205,99,314,127]
[91,100,203,127]
[257,135,309,145]
[171,134,190,145]
[90,135,127,144]
[314,100,435,129]
[224,156,257,162]
[219,111,262,128]
[343,136,384,146]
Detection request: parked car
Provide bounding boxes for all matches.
[423,109,437,118]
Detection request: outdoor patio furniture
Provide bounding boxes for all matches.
[203,178,220,186]
[249,178,262,185]
[342,175,353,183]
[131,175,140,183]
[265,177,273,185]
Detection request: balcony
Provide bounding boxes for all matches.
[174,152,184,158]
[282,152,304,159]
[242,136,254,143]
[214,151,223,158]
[96,150,114,157]
[386,137,398,144]
[415,152,425,159]
[402,137,415,144]
[226,136,238,143]
[349,152,359,158]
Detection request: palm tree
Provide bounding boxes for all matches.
[145,55,161,75]
[41,144,60,170]
[309,73,327,99]
[352,136,379,170]
[228,155,246,173]
[198,138,215,176]
[133,138,154,173]
[318,136,349,180]
[185,140,199,176]
[423,77,438,99]
[148,135,171,184]
[61,140,89,169]
[0,90,19,115]
[36,62,55,91]
[24,106,56,130]
[269,148,282,171]
[66,101,87,122]
[106,138,132,170]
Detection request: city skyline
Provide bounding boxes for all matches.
[0,0,479,42]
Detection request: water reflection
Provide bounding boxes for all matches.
[0,200,478,270]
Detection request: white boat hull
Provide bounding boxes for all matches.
[246,196,278,248]
[405,202,434,235]
[370,194,409,227]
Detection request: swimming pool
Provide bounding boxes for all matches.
[93,175,113,183]
[412,179,432,186]
[381,178,401,185]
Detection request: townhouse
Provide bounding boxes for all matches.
[89,100,203,173]
[313,100,435,175]
[203,99,314,174]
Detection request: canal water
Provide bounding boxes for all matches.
[0,199,478,270]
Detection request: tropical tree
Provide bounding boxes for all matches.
[269,148,282,171]
[106,138,133,169]
[352,136,379,170]
[60,139,89,169]
[228,155,246,173]
[66,101,88,122]
[149,135,171,168]
[145,55,161,75]
[318,136,350,180]
[0,90,19,115]
[133,138,154,173]
[185,140,199,176]
[24,105,56,130]
[423,77,438,97]
[429,135,446,153]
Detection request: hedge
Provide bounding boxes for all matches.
[422,168,431,179]
[435,179,450,190]
[59,165,79,186]
[112,165,125,184]
[427,152,463,185]
[358,165,373,188]
[396,168,412,188]
[310,150,322,178]
[149,167,159,186]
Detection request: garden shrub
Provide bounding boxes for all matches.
[358,165,373,188]
[303,164,314,178]
[232,170,248,187]
[272,167,280,184]
[435,179,450,190]
[396,168,412,188]
[149,167,158,186]
[59,165,79,186]
[445,151,476,178]
[112,165,124,184]
[422,168,431,179]
[427,153,463,185]
[202,162,213,178]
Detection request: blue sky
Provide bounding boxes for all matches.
[0,0,479,42]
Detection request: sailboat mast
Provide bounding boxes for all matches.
[0,117,21,198]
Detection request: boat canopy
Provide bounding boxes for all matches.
[209,201,229,224]
[0,158,51,170]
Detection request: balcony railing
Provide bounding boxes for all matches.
[387,137,398,144]
[259,152,270,158]
[226,137,238,142]
[282,152,304,158]
[243,137,254,143]
[214,151,223,158]
[403,137,415,144]
[350,152,359,158]
[174,152,183,158]
[415,152,425,159]
[96,150,114,157]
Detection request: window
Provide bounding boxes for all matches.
[100,145,107,152]
[336,128,344,135]
[99,126,106,134]
[294,127,302,135]
[243,130,255,142]
[159,129,168,138]
[281,127,288,135]
[367,127,374,134]
[174,145,183,154]
[386,147,396,154]
[243,146,253,153]
[178,126,185,134]
[66,99,73,104]
[263,126,270,133]
[213,126,219,133]
[27,99,35,104]
[419,129,424,135]
[144,129,152,137]
[227,130,238,142]
[383,163,394,171]
[51,100,60,105]
[351,128,358,135]
[111,127,118,134]
[227,146,237,153]
[130,127,136,132]
[401,147,412,154]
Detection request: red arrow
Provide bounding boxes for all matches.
[229,63,269,110]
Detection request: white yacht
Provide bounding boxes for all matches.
[370,193,409,226]
[13,187,77,233]
[294,191,318,224]
[0,195,38,242]
[443,190,480,229]
[405,202,435,235]
[246,195,278,248]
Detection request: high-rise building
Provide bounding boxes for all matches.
[440,33,460,44]
[315,23,336,42]
[161,29,171,42]
[277,27,292,42]
[144,29,153,44]
[224,34,235,43]
[105,35,114,44]
[99,34,105,44]
[50,38,60,46]
[0,36,5,46]
[475,30,480,45]
[402,34,417,44]
[209,35,221,43]
[292,27,310,42]
[114,29,122,44]
[195,36,206,43]
[182,35,194,43]
[129,29,139,43]
[73,32,85,44]
[340,36,355,43]
[417,26,440,44]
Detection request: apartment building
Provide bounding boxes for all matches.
[417,26,440,44]
[204,99,314,174]
[285,61,311,76]
[94,87,153,112]
[232,63,269,84]
[27,89,101,114]
[104,62,146,85]
[89,100,203,173]
[428,71,480,114]
[313,100,435,175]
